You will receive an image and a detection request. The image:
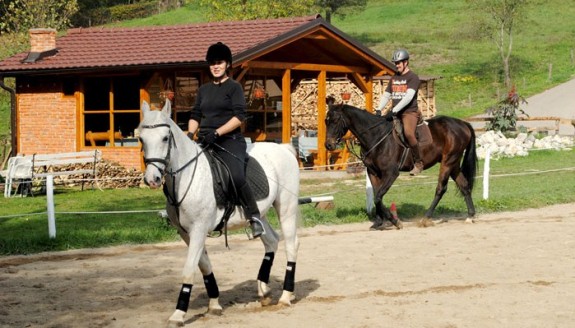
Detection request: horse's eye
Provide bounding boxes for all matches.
[162,136,169,142]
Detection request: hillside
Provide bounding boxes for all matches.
[1,0,574,137]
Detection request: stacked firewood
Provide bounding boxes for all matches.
[48,160,143,189]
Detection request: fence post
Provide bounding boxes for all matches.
[46,175,56,238]
[483,148,491,200]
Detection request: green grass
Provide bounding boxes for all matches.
[2,148,573,255]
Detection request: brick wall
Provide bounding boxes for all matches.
[18,86,77,154]
[16,86,143,170]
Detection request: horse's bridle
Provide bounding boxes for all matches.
[328,108,392,162]
[140,122,203,207]
[141,123,173,176]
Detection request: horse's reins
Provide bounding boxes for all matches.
[335,113,393,163]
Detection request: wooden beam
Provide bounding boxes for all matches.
[317,70,327,170]
[282,69,292,143]
[365,77,373,111]
[235,66,250,83]
[349,72,369,93]
[244,61,370,74]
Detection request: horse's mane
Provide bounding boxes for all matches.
[337,104,391,133]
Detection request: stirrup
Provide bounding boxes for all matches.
[248,217,265,239]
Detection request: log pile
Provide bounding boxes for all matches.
[44,159,143,189]
[290,78,437,132]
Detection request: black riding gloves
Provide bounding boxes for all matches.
[200,130,219,146]
[186,132,194,140]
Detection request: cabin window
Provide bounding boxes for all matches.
[147,71,200,132]
[82,76,141,147]
[243,75,283,142]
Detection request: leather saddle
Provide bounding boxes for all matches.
[392,116,433,148]
[204,149,270,233]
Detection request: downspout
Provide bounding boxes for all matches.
[0,75,17,157]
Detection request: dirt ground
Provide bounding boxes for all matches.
[1,203,574,328]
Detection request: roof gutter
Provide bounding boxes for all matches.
[0,75,16,157]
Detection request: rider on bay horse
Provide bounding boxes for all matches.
[377,49,424,176]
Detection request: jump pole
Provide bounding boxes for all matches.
[298,196,334,205]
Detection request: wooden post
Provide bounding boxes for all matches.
[281,69,292,143]
[548,63,553,81]
[317,70,327,169]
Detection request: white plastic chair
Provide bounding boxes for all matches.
[4,156,33,197]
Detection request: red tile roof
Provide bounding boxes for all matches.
[0,15,321,73]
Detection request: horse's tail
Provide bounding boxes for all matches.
[461,122,478,192]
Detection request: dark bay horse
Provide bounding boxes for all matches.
[325,104,477,230]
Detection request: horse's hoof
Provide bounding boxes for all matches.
[260,295,273,306]
[278,291,294,306]
[167,310,185,328]
[433,218,446,224]
[417,218,435,228]
[465,217,475,224]
[167,320,184,328]
[208,298,223,315]
[370,220,396,231]
[393,220,403,229]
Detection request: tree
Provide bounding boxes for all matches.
[467,0,530,88]
[314,0,367,23]
[0,0,78,34]
[198,0,315,21]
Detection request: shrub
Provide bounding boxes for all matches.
[485,86,528,133]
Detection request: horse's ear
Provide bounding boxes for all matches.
[162,99,172,117]
[142,100,151,115]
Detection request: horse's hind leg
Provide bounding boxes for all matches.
[274,199,300,306]
[257,217,279,306]
[452,171,476,222]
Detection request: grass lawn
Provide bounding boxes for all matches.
[1,148,573,256]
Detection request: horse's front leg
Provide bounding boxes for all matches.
[424,164,451,219]
[370,172,403,230]
[198,249,223,315]
[167,228,208,328]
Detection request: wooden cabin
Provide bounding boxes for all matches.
[0,15,396,170]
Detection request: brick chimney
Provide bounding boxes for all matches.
[22,28,58,63]
[29,28,57,52]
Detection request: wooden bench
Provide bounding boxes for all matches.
[3,150,102,197]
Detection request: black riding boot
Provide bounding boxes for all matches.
[238,183,265,238]
[409,144,424,176]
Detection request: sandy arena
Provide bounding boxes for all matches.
[1,203,574,328]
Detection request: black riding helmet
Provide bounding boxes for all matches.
[205,42,232,65]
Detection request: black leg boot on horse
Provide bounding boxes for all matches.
[409,143,424,176]
[238,183,265,238]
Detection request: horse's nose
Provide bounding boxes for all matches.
[144,173,162,189]
[325,140,335,151]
